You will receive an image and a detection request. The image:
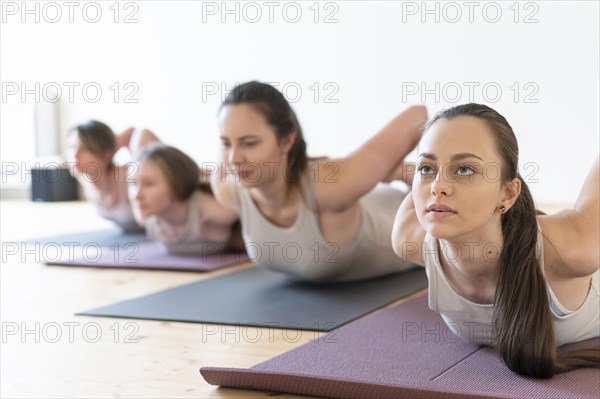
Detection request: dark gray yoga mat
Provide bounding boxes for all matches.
[201,294,600,399]
[46,241,250,272]
[79,266,427,331]
[21,227,147,248]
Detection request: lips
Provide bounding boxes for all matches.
[236,172,249,181]
[426,203,457,214]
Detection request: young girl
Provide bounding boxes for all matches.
[128,136,243,254]
[67,121,145,232]
[211,81,427,282]
[391,103,599,377]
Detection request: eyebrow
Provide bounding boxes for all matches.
[219,135,259,141]
[417,152,484,162]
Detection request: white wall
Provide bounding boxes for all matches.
[1,0,598,203]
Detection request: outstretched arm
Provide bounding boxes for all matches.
[115,127,135,151]
[315,105,427,211]
[117,128,161,159]
[198,191,239,227]
[210,168,240,215]
[391,191,427,266]
[574,156,599,230]
[571,156,599,270]
[382,161,417,186]
[539,156,599,277]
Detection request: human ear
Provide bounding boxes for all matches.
[500,177,522,211]
[279,131,297,154]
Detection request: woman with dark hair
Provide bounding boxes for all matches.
[67,121,148,232]
[211,81,427,282]
[391,103,599,377]
[127,133,243,254]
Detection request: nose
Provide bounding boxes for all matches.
[430,170,452,197]
[131,184,142,202]
[226,145,243,165]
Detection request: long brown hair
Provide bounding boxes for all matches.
[429,103,599,378]
[136,143,211,201]
[221,81,308,187]
[136,143,243,251]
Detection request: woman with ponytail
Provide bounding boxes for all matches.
[127,131,243,254]
[391,103,599,377]
[212,81,427,282]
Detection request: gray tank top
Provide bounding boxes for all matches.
[234,164,415,282]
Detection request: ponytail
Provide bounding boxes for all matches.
[494,175,600,377]
[494,175,555,377]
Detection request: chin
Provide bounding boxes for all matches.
[237,177,263,189]
[423,222,460,240]
[237,180,254,188]
[138,209,153,219]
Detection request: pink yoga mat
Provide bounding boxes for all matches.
[201,294,600,399]
[46,241,250,272]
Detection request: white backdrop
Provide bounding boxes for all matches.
[1,0,598,203]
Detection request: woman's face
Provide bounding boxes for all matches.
[128,160,177,219]
[67,134,110,176]
[412,116,508,240]
[218,104,293,188]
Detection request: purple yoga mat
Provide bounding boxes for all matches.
[201,294,600,399]
[46,241,250,272]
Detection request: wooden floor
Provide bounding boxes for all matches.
[0,200,570,398]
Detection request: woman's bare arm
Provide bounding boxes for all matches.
[539,156,599,277]
[127,128,161,158]
[391,191,427,266]
[209,168,240,215]
[315,105,427,211]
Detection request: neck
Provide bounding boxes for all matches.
[437,220,504,303]
[84,166,119,201]
[88,164,114,188]
[158,199,189,226]
[249,168,298,209]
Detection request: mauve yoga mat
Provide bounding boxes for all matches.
[79,267,427,331]
[201,294,600,399]
[46,241,250,272]
[22,227,147,247]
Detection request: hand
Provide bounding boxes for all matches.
[116,127,135,148]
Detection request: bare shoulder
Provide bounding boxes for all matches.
[196,190,239,224]
[209,175,239,214]
[310,158,348,211]
[537,212,599,278]
[392,191,427,267]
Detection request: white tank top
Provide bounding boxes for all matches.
[145,191,231,254]
[424,222,600,346]
[234,163,415,282]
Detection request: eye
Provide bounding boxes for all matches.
[417,164,435,175]
[242,141,257,147]
[456,165,475,176]
[221,141,231,148]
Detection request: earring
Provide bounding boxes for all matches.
[499,205,506,213]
